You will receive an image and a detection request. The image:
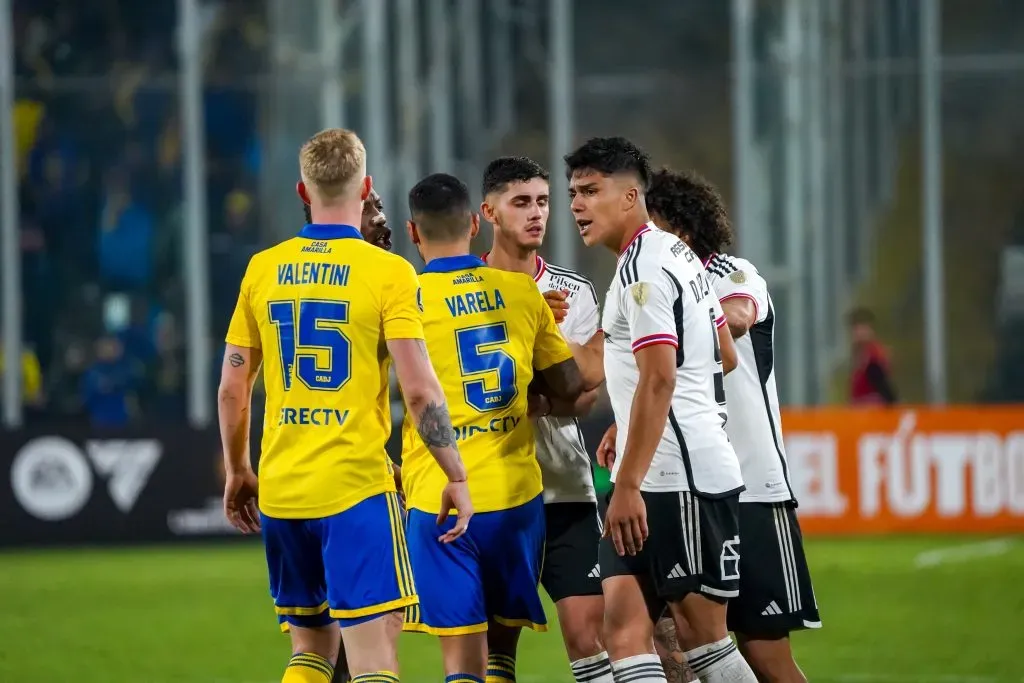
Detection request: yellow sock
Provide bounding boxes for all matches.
[352,672,400,683]
[283,652,334,683]
[486,652,516,683]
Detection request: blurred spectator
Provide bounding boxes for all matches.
[0,333,44,412]
[98,168,154,293]
[848,308,898,406]
[210,189,260,332]
[81,335,135,428]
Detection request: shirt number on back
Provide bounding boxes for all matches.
[268,298,352,391]
[455,322,518,412]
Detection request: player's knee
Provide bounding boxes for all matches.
[289,623,341,664]
[486,620,521,655]
[339,610,403,674]
[557,597,604,660]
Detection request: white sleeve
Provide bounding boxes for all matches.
[623,273,680,353]
[715,265,769,324]
[563,282,601,344]
[712,294,728,330]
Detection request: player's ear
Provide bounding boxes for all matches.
[621,186,639,211]
[296,181,311,205]
[470,213,480,239]
[360,175,373,201]
[406,220,420,245]
[479,200,495,225]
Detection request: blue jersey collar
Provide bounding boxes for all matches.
[298,223,362,240]
[422,254,487,273]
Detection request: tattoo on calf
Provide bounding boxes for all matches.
[228,353,245,368]
[654,617,696,683]
[417,400,456,449]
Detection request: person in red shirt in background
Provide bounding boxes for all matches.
[849,308,898,406]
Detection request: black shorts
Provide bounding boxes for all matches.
[541,502,603,603]
[600,488,741,603]
[726,501,822,636]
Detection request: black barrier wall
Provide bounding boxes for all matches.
[1,417,615,548]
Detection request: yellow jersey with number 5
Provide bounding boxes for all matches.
[225,223,423,519]
[400,254,573,514]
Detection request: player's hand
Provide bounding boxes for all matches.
[543,289,570,324]
[603,485,648,557]
[527,392,551,418]
[437,480,473,543]
[596,423,617,469]
[224,468,261,534]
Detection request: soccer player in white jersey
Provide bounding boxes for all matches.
[646,168,820,683]
[564,136,758,683]
[478,156,613,683]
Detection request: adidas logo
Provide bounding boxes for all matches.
[588,564,601,579]
[761,601,783,616]
[666,563,686,579]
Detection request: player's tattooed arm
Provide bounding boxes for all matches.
[416,400,456,449]
[537,357,585,402]
[720,296,757,339]
[387,338,466,482]
[218,344,263,475]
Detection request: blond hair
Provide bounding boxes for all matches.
[299,128,366,203]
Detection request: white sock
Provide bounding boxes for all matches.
[683,636,757,682]
[610,653,666,683]
[572,652,615,683]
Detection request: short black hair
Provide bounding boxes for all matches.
[646,167,733,261]
[408,173,472,241]
[481,156,549,197]
[563,136,652,190]
[302,202,312,223]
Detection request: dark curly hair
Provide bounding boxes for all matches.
[482,156,549,197]
[645,167,733,262]
[563,136,652,190]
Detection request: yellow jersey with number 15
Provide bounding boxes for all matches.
[400,254,573,515]
[225,223,423,520]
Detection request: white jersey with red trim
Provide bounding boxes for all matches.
[602,224,744,496]
[706,253,794,503]
[480,253,600,504]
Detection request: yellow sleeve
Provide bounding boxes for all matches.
[22,351,41,401]
[225,259,262,348]
[381,257,425,340]
[532,289,574,371]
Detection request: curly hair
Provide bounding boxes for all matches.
[646,167,733,262]
[563,136,652,190]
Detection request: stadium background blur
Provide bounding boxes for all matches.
[0,1,1022,681]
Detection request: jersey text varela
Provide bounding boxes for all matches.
[706,253,794,503]
[602,224,744,496]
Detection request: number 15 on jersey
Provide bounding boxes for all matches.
[268,298,352,392]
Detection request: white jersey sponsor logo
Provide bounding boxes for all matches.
[601,224,744,495]
[706,253,794,503]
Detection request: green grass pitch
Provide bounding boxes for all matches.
[1,536,1021,682]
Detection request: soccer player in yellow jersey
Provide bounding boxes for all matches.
[398,173,585,683]
[217,129,472,683]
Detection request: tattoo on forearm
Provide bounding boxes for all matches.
[417,400,456,449]
[228,353,245,368]
[540,358,584,400]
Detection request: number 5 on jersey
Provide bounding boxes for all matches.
[268,298,352,391]
[455,323,518,412]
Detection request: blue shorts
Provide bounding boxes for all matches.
[403,494,547,635]
[261,491,416,631]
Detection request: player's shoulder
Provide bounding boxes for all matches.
[541,259,598,304]
[617,225,673,285]
[706,253,765,287]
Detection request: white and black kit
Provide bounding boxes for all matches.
[600,224,745,602]
[706,253,821,633]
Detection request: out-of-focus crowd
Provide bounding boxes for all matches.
[3,0,266,426]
